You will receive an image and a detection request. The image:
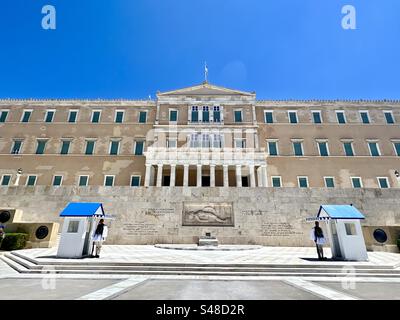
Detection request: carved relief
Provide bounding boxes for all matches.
[182,202,234,226]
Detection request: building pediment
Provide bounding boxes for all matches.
[157,82,255,97]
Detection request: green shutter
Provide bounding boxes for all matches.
[131,176,140,187]
[1,175,11,186]
[45,111,54,123]
[115,112,124,123]
[85,141,95,155]
[27,176,36,186]
[268,142,277,156]
[135,141,144,155]
[36,141,47,154]
[22,111,31,122]
[60,141,70,155]
[92,111,101,123]
[110,141,119,155]
[53,176,62,186]
[0,111,8,122]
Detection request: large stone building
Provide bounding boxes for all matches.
[1,82,399,189]
[0,82,399,248]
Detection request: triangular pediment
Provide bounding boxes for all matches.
[158,82,254,97]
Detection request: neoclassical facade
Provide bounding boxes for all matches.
[0,82,400,189]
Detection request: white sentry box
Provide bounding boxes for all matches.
[57,203,105,258]
[308,205,368,262]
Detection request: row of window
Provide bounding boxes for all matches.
[0,109,148,124]
[263,110,397,124]
[1,108,397,125]
[0,174,141,187]
[267,140,400,157]
[10,139,145,155]
[0,173,392,189]
[271,176,392,189]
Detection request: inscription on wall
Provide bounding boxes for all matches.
[261,223,303,237]
[145,208,174,217]
[122,222,159,235]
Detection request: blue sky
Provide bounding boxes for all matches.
[0,0,399,100]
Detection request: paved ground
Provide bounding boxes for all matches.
[14,245,400,267]
[0,246,399,300]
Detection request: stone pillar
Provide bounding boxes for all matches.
[223,165,229,187]
[236,165,242,187]
[257,167,263,187]
[197,164,202,187]
[261,165,268,187]
[183,164,189,187]
[156,164,163,187]
[249,165,256,187]
[170,164,176,187]
[210,164,216,187]
[144,164,152,187]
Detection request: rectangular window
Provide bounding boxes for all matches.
[91,110,101,123]
[312,111,322,124]
[21,110,32,123]
[11,140,23,154]
[191,106,199,122]
[268,141,278,156]
[384,111,395,124]
[104,175,114,187]
[336,111,346,124]
[130,176,141,187]
[85,140,95,155]
[202,106,210,123]
[45,110,55,123]
[234,110,243,123]
[394,142,400,156]
[345,223,357,236]
[169,110,178,122]
[377,177,390,189]
[360,111,370,124]
[68,110,78,123]
[318,141,329,157]
[0,110,9,123]
[343,142,354,156]
[293,141,303,156]
[115,111,124,123]
[368,142,380,156]
[351,177,363,188]
[288,111,298,124]
[324,177,335,188]
[167,138,177,148]
[213,106,221,123]
[298,177,309,188]
[109,141,120,155]
[1,175,11,186]
[190,134,200,148]
[52,175,63,186]
[264,111,274,124]
[235,139,246,149]
[138,111,147,123]
[35,140,47,155]
[134,141,144,155]
[272,177,282,188]
[201,134,210,148]
[212,134,222,148]
[67,221,80,233]
[60,140,71,155]
[26,175,37,186]
[78,175,89,186]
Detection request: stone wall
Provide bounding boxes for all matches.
[0,186,399,247]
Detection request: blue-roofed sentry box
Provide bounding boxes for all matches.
[57,203,105,258]
[308,205,368,261]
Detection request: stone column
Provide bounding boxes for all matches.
[223,165,229,187]
[236,165,242,187]
[144,164,152,187]
[197,164,202,187]
[156,164,163,187]
[170,164,176,187]
[249,165,256,187]
[261,165,268,187]
[183,164,189,187]
[257,167,263,187]
[210,164,216,187]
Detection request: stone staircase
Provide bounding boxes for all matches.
[2,251,400,277]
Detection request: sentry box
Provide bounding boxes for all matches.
[57,202,105,258]
[307,205,368,261]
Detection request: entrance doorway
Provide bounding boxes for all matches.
[202,176,210,187]
[242,176,249,187]
[163,175,170,186]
